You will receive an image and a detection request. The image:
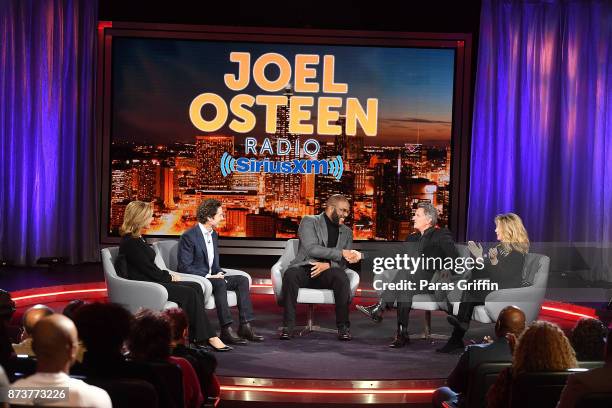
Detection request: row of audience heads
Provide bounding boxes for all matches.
[1,290,197,365]
[493,305,610,374]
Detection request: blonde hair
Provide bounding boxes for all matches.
[120,201,153,238]
[495,213,530,254]
[513,321,577,374]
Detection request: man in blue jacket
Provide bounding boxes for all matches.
[178,199,263,345]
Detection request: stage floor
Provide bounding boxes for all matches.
[213,295,487,380]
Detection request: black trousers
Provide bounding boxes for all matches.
[160,281,215,342]
[208,275,254,327]
[456,287,492,323]
[282,265,351,329]
[378,268,425,328]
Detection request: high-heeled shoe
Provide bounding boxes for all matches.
[209,342,232,352]
[201,338,233,352]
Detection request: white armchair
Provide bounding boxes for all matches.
[101,247,178,313]
[152,240,252,310]
[455,253,550,323]
[271,239,360,335]
[412,249,550,329]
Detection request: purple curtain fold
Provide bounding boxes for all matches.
[0,0,99,265]
[468,0,611,242]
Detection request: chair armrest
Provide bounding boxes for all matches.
[345,269,360,296]
[271,261,284,304]
[484,285,546,322]
[222,269,252,288]
[173,271,213,300]
[107,278,169,312]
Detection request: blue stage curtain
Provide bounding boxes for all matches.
[468,0,611,242]
[0,0,99,265]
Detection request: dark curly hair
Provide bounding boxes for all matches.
[570,317,608,361]
[128,310,171,361]
[197,199,222,224]
[73,302,132,355]
[163,308,189,342]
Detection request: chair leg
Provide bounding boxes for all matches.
[421,311,432,339]
[298,304,314,336]
[297,304,337,336]
[420,310,450,340]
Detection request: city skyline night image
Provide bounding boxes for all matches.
[108,37,457,240]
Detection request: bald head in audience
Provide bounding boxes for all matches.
[22,304,54,338]
[495,305,526,339]
[31,314,79,373]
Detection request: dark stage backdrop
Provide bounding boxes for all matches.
[0,0,99,265]
[468,0,611,243]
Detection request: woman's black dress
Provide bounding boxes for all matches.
[118,236,215,342]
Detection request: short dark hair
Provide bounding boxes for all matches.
[570,317,608,361]
[128,310,171,360]
[197,199,222,224]
[74,302,132,355]
[326,194,348,207]
[163,308,189,342]
[62,300,87,321]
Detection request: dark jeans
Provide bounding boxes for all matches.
[282,265,351,329]
[208,274,254,327]
[160,281,215,341]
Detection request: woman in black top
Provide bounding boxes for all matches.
[437,212,529,353]
[118,201,230,351]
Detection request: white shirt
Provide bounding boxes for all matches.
[198,222,215,276]
[10,372,112,407]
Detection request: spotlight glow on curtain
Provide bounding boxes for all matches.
[0,0,99,265]
[468,0,611,242]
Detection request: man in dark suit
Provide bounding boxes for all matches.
[357,202,459,347]
[280,194,362,341]
[432,305,526,408]
[178,199,263,345]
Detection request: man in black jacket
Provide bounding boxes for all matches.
[431,305,526,408]
[357,202,459,347]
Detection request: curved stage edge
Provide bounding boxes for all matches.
[9,282,599,405]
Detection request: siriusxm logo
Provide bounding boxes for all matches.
[220,152,344,180]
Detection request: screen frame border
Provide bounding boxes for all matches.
[97,22,472,254]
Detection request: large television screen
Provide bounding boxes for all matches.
[100,25,471,245]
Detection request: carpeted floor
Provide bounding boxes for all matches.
[212,294,495,380]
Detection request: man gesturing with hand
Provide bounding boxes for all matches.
[280,195,361,341]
